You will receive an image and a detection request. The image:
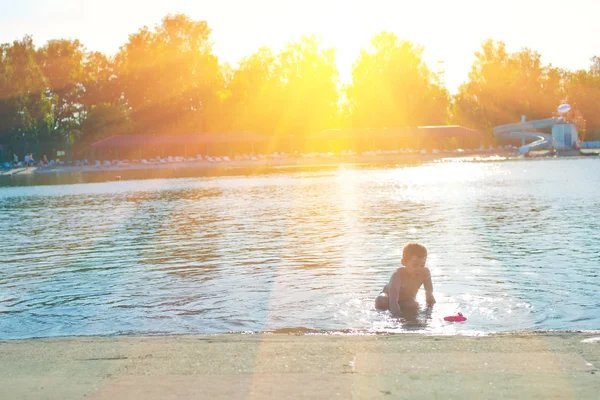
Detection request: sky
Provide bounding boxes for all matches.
[1,0,598,93]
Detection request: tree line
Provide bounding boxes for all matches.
[1,14,599,156]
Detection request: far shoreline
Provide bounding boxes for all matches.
[1,149,597,185]
[1,151,510,179]
[37,151,516,175]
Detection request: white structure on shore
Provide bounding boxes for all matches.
[494,114,579,154]
[551,122,579,150]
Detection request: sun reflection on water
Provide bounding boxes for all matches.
[1,159,599,339]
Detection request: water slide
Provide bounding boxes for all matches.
[493,117,564,154]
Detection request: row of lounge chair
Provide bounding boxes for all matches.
[1,159,93,169]
[1,147,519,170]
[85,147,517,167]
[90,153,289,167]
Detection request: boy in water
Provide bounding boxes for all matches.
[375,243,435,315]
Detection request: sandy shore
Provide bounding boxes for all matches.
[1,152,515,178]
[1,333,599,399]
[3,149,598,179]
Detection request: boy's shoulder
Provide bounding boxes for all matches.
[393,267,411,277]
[394,266,431,277]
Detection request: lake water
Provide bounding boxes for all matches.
[1,159,599,339]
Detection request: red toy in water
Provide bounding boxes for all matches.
[444,312,467,322]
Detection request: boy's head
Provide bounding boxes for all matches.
[401,243,427,272]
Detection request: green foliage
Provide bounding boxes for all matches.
[80,102,131,144]
[1,16,600,154]
[453,40,563,131]
[0,36,54,143]
[224,47,279,134]
[36,39,86,141]
[274,35,340,138]
[115,14,222,134]
[224,36,340,140]
[346,32,449,129]
[564,67,600,139]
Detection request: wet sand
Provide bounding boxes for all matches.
[1,333,599,399]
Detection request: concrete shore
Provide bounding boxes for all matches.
[1,333,599,399]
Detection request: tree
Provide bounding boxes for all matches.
[564,59,600,140]
[453,40,563,131]
[4,15,600,152]
[0,36,53,145]
[224,47,279,133]
[36,39,86,142]
[346,32,449,129]
[272,35,340,138]
[590,56,600,76]
[115,14,222,134]
[80,102,131,144]
[81,51,121,110]
[225,36,340,140]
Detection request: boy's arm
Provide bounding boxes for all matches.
[423,268,436,306]
[388,271,402,316]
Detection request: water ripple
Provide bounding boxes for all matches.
[1,159,599,339]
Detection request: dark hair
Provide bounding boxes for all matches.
[402,243,427,260]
